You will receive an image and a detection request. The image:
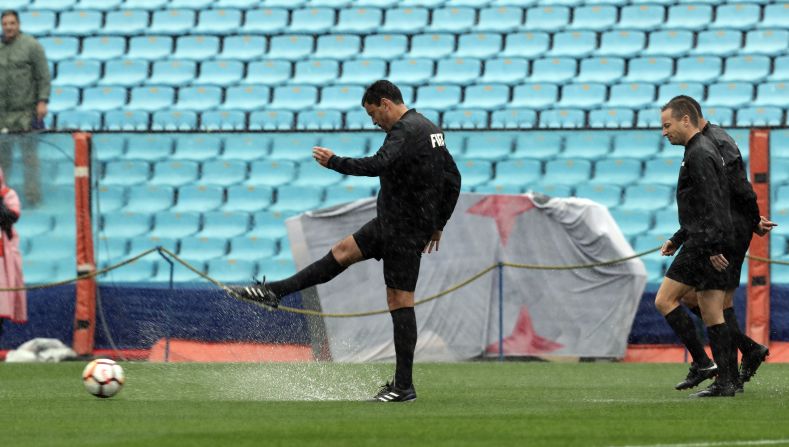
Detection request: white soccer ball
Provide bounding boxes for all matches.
[82,359,125,398]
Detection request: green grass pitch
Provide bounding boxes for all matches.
[1,362,788,447]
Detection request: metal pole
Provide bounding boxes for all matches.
[498,262,504,362]
[157,248,175,363]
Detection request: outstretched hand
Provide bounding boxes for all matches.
[424,230,442,254]
[313,146,334,167]
[755,216,777,236]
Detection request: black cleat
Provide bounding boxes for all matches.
[370,381,417,403]
[675,362,718,390]
[226,277,280,308]
[735,379,744,394]
[689,380,736,398]
[740,344,769,383]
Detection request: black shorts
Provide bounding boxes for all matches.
[726,217,754,289]
[665,246,732,291]
[352,218,432,292]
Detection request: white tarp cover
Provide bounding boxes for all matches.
[286,193,646,362]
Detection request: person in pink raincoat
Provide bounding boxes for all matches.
[0,165,25,339]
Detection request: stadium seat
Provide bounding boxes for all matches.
[123,0,168,9]
[242,8,288,34]
[512,132,562,160]
[220,36,266,61]
[228,236,278,261]
[560,132,611,159]
[317,85,366,111]
[623,57,672,84]
[249,210,297,239]
[268,35,314,61]
[179,237,228,262]
[490,108,538,129]
[151,111,198,131]
[610,209,652,238]
[93,134,126,162]
[456,159,493,188]
[720,55,770,82]
[593,158,642,185]
[455,33,503,59]
[706,82,754,108]
[494,158,542,186]
[474,183,524,194]
[544,159,592,184]
[334,7,383,34]
[219,86,269,112]
[616,5,664,31]
[270,185,324,212]
[382,7,429,33]
[249,111,295,130]
[596,31,646,57]
[389,58,434,85]
[257,257,296,281]
[56,110,102,131]
[319,133,369,158]
[575,183,622,208]
[526,182,573,198]
[221,134,270,161]
[293,161,343,187]
[195,8,242,34]
[701,107,734,127]
[620,184,673,211]
[652,208,678,234]
[409,34,456,59]
[172,184,224,213]
[414,85,462,110]
[268,134,320,161]
[500,32,549,58]
[772,130,789,158]
[245,60,291,86]
[434,58,482,85]
[81,36,126,61]
[692,30,743,57]
[39,37,79,62]
[198,211,250,238]
[345,109,377,130]
[672,56,722,83]
[101,59,148,86]
[523,6,570,31]
[297,110,343,130]
[101,212,151,238]
[150,9,196,35]
[477,6,524,32]
[711,4,760,30]
[314,34,362,60]
[169,0,214,8]
[338,59,388,84]
[148,60,197,86]
[201,110,247,131]
[736,107,784,127]
[576,57,624,84]
[94,236,128,263]
[324,186,375,208]
[104,111,150,131]
[207,259,257,284]
[172,135,222,161]
[569,5,616,31]
[548,31,596,57]
[643,30,693,57]
[464,132,514,160]
[763,3,789,28]
[199,160,246,187]
[664,4,711,30]
[289,7,336,34]
[610,130,661,159]
[530,58,576,83]
[291,60,340,85]
[461,84,510,110]
[174,86,222,111]
[589,108,635,128]
[642,158,681,185]
[101,10,148,36]
[195,60,244,86]
[754,83,789,108]
[124,185,175,213]
[32,0,75,10]
[481,58,529,85]
[269,86,319,111]
[557,83,607,110]
[124,134,173,161]
[56,10,102,36]
[607,83,655,109]
[80,87,126,112]
[127,36,174,60]
[656,83,705,108]
[18,11,56,36]
[538,109,586,128]
[429,7,476,33]
[742,30,789,56]
[173,35,220,60]
[149,160,199,187]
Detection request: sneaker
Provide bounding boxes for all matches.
[739,344,769,383]
[370,381,417,402]
[689,380,736,398]
[225,277,279,308]
[675,362,718,390]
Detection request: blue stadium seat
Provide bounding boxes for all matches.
[464,132,514,160]
[588,109,635,128]
[455,33,503,59]
[544,159,592,184]
[223,185,274,213]
[201,110,247,131]
[475,183,525,194]
[268,35,314,60]
[174,86,222,111]
[149,160,199,187]
[101,59,148,86]
[80,86,126,112]
[594,158,642,185]
[56,10,102,36]
[575,183,622,207]
[25,235,72,264]
[608,83,656,109]
[769,56,789,82]
[772,235,788,258]
[511,83,559,110]
[169,0,214,7]
[530,57,576,83]
[643,30,693,57]
[172,185,224,213]
[558,83,607,109]
[199,211,250,238]
[754,82,789,108]
[124,185,175,213]
[270,185,324,212]
[228,236,277,261]
[443,109,490,129]
[620,184,673,211]
[269,86,318,111]
[249,210,297,239]
[123,0,168,9]
[409,34,456,59]
[776,184,789,209]
[293,161,343,187]
[317,85,365,111]
[95,236,128,263]
[291,59,340,85]
[55,60,100,87]
[334,8,383,34]
[523,6,570,31]
[611,130,661,159]
[56,111,102,131]
[624,57,672,83]
[93,134,126,162]
[477,6,524,32]
[39,37,79,62]
[101,9,149,35]
[257,257,296,281]
[456,159,493,188]
[616,5,664,31]
[539,109,586,128]
[701,107,734,127]
[101,212,151,238]
[664,4,711,30]
[324,185,375,208]
[429,7,476,33]
[490,108,538,129]
[494,158,542,186]
[223,134,270,161]
[172,135,222,161]
[315,34,362,60]
[651,208,678,235]
[245,60,291,86]
[693,30,743,57]
[711,4,760,30]
[382,7,429,33]
[82,36,126,61]
[642,158,681,185]
[201,160,247,186]
[48,87,79,113]
[500,32,550,58]
[173,35,220,60]
[319,133,369,158]
[221,35,265,61]
[656,83,705,108]
[179,237,228,262]
[389,58,434,85]
[18,11,56,36]
[569,5,616,31]
[207,259,257,284]
[720,55,770,82]
[195,60,244,86]
[345,109,377,130]
[706,82,754,108]
[127,36,174,60]
[125,134,173,160]
[267,134,319,162]
[462,84,510,110]
[526,182,573,198]
[610,209,652,238]
[242,8,288,34]
[33,0,76,10]
[434,58,482,85]
[249,111,295,131]
[742,30,789,56]
[772,130,789,158]
[289,7,336,34]
[560,132,611,159]
[763,3,789,28]
[104,111,150,131]
[414,85,462,110]
[195,8,242,34]
[736,107,784,127]
[150,9,196,35]
[548,31,596,57]
[596,31,646,57]
[481,58,528,85]
[148,60,197,86]
[338,58,387,85]
[576,57,624,84]
[672,56,723,83]
[151,110,197,131]
[297,110,343,130]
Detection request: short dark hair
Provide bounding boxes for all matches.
[672,95,703,118]
[661,97,700,127]
[361,80,404,107]
[1,10,19,21]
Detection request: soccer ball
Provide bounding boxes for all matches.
[82,359,125,398]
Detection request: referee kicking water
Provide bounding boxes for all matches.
[654,97,739,397]
[230,80,461,402]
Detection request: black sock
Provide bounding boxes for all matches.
[665,307,712,366]
[688,306,703,319]
[723,307,759,354]
[267,251,346,298]
[707,323,735,384]
[391,307,417,390]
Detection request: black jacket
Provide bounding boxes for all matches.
[669,132,732,255]
[327,109,462,237]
